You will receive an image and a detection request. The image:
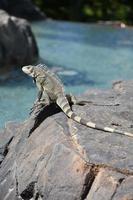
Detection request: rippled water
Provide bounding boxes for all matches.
[32,20,133,93]
[1,20,133,128]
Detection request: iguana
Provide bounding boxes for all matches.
[22,64,133,138]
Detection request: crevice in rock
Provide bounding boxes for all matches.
[81,165,99,200]
[20,181,37,200]
[34,191,43,200]
[80,165,127,200]
[3,136,14,157]
[0,136,14,165]
[118,177,125,184]
[91,164,133,176]
[110,177,125,200]
[0,155,4,165]
[35,192,39,200]
[33,182,43,200]
[15,167,19,197]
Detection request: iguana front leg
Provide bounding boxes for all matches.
[30,90,43,113]
[37,90,43,102]
[30,90,50,115]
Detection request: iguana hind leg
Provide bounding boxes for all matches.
[66,94,120,107]
[66,94,93,106]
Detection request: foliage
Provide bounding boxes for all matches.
[32,0,133,24]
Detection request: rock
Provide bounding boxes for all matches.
[0,10,38,67]
[0,81,133,199]
[86,168,124,200]
[0,0,45,21]
[86,168,133,200]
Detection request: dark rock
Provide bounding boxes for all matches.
[0,0,45,21]
[0,10,38,67]
[0,81,133,199]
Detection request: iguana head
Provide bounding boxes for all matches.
[22,64,47,78]
[22,65,36,77]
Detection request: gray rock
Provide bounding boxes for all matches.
[0,81,133,199]
[86,168,124,200]
[0,10,38,67]
[112,176,133,200]
[0,118,91,200]
[0,0,45,21]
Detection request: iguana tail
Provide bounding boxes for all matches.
[56,96,133,138]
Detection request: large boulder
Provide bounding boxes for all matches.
[0,10,38,67]
[0,81,133,199]
[0,0,45,21]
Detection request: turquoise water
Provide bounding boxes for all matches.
[32,20,133,93]
[1,20,133,128]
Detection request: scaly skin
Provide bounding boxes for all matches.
[22,64,133,138]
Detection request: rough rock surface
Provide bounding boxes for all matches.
[0,10,38,67]
[0,0,45,21]
[0,81,133,200]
